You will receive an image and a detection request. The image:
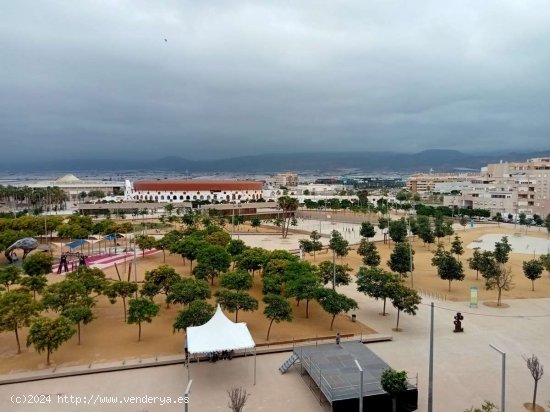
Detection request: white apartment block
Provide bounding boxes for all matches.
[443,158,550,217]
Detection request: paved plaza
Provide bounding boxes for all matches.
[1,292,548,411]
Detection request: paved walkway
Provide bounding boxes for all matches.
[339,281,550,412]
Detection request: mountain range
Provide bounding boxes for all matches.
[3,149,550,174]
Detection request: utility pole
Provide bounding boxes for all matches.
[489,344,506,412]
[428,302,434,412]
[354,360,363,412]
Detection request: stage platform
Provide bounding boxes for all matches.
[293,341,418,411]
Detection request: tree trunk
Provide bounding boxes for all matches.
[14,326,21,354]
[497,288,502,306]
[162,250,165,263]
[449,280,452,292]
[313,250,316,261]
[330,315,336,330]
[532,280,535,291]
[235,309,239,323]
[396,310,401,330]
[122,297,127,322]
[476,270,479,280]
[266,319,274,341]
[138,322,142,341]
[77,322,81,345]
[392,397,397,412]
[533,379,538,410]
[190,260,193,271]
[382,298,387,316]
[46,349,51,366]
[306,299,309,319]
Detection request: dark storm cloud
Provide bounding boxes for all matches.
[1,0,549,161]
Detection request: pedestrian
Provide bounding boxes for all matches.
[336,332,341,345]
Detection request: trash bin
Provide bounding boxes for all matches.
[351,314,356,322]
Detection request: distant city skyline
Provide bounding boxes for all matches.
[2,1,550,161]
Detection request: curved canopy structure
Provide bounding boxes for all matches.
[187,305,255,355]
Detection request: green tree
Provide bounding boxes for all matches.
[105,281,138,322]
[431,248,465,291]
[41,279,87,313]
[20,275,48,300]
[305,231,323,261]
[494,236,512,264]
[285,273,321,318]
[62,297,94,345]
[315,288,358,330]
[195,245,231,285]
[173,300,215,332]
[135,235,157,258]
[318,261,352,288]
[387,242,414,280]
[0,290,40,353]
[434,216,446,244]
[356,267,399,316]
[540,254,550,277]
[357,239,381,267]
[389,283,421,331]
[329,230,349,261]
[450,236,464,260]
[220,271,253,291]
[26,316,76,366]
[227,239,248,266]
[173,237,206,270]
[519,212,527,229]
[523,259,544,291]
[235,248,267,276]
[66,266,107,296]
[141,265,181,306]
[263,294,293,341]
[22,252,53,276]
[215,290,258,322]
[388,219,408,243]
[468,247,483,280]
[205,231,231,248]
[484,265,514,307]
[544,214,550,238]
[277,196,299,238]
[380,369,408,412]
[127,297,160,341]
[378,217,389,231]
[0,265,22,291]
[166,278,211,307]
[251,216,261,231]
[359,222,376,240]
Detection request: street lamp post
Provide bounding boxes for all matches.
[489,344,506,412]
[184,379,192,412]
[354,359,363,412]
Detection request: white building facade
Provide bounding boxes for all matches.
[125,180,264,203]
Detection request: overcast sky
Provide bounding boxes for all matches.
[1,1,550,161]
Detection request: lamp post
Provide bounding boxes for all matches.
[354,359,363,412]
[489,344,506,412]
[184,379,192,412]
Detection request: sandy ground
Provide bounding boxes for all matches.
[1,222,548,375]
[0,251,372,374]
[302,224,550,303]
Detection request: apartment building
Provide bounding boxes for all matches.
[443,158,550,217]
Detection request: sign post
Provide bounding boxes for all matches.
[469,287,478,308]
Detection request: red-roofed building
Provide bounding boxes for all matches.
[124,179,264,203]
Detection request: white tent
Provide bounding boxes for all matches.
[186,305,257,384]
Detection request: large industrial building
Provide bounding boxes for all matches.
[124,180,264,203]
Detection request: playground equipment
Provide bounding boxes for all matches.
[4,237,39,263]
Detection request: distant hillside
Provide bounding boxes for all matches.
[3,149,550,173]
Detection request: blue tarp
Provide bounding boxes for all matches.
[65,239,87,249]
[103,235,116,241]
